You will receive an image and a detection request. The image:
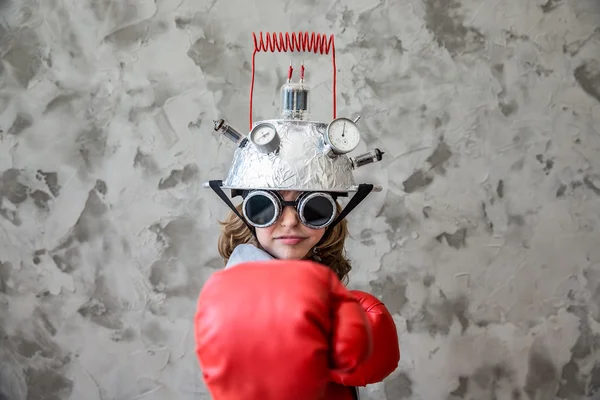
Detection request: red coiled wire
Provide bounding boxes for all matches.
[250,31,337,129]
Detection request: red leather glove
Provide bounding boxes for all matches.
[329,290,400,386]
[194,260,372,400]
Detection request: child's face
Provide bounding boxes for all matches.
[255,190,326,260]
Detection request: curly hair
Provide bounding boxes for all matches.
[217,201,352,284]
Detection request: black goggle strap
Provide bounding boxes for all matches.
[208,180,257,238]
[316,183,374,247]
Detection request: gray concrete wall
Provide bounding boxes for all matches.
[1,0,599,399]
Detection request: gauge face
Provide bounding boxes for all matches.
[252,124,275,145]
[326,118,360,154]
[250,123,280,153]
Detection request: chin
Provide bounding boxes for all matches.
[273,247,311,260]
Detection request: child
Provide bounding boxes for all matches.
[207,190,401,400]
[194,61,399,399]
[195,187,400,399]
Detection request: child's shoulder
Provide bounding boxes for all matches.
[226,244,273,269]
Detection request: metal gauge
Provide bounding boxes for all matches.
[249,122,280,154]
[325,117,361,154]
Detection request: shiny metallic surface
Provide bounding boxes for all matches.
[249,122,281,154]
[325,117,361,154]
[222,119,360,192]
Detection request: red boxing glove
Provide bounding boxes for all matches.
[194,260,372,400]
[329,290,400,387]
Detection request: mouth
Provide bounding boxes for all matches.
[275,236,307,245]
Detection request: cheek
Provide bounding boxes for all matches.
[255,226,274,245]
[304,227,325,245]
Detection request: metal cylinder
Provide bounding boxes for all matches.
[214,119,244,144]
[280,82,310,120]
[351,148,384,169]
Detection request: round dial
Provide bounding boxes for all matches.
[249,122,280,154]
[325,117,361,154]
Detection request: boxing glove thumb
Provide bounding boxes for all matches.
[330,290,400,386]
[328,276,373,373]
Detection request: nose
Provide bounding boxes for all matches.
[280,205,299,227]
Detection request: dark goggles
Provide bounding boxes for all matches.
[241,190,338,229]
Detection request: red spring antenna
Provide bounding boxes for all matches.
[249,31,336,129]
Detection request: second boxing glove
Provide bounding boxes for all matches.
[194,259,372,400]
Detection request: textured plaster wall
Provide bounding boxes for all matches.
[1,0,600,399]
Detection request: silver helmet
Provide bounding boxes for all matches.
[205,58,384,241]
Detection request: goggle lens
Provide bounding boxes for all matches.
[244,194,277,226]
[302,195,335,227]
